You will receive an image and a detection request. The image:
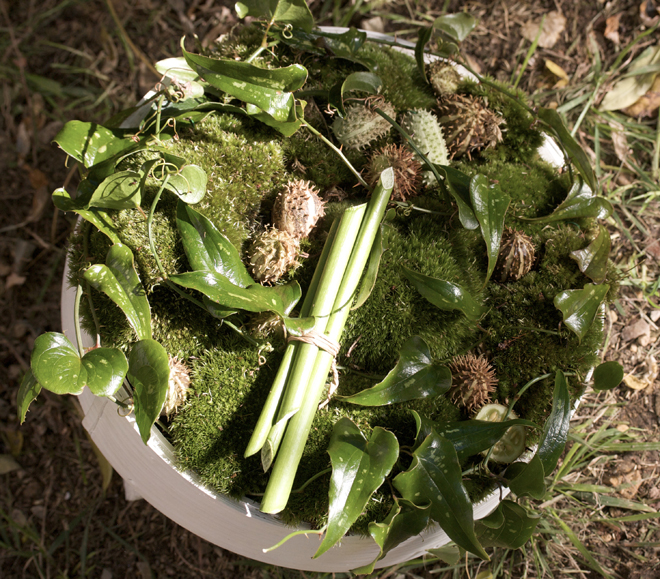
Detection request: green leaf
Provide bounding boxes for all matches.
[505,454,546,499]
[431,165,479,230]
[203,296,238,319]
[235,0,314,32]
[89,170,143,210]
[537,110,598,194]
[84,245,152,340]
[433,13,478,42]
[338,336,451,406]
[321,28,376,70]
[17,369,42,424]
[475,500,540,549]
[52,188,122,244]
[128,339,170,444]
[268,280,301,315]
[314,418,399,558]
[176,203,253,287]
[31,332,86,395]
[81,347,129,397]
[352,224,386,310]
[246,99,306,137]
[402,266,486,322]
[593,361,624,391]
[537,370,571,475]
[53,121,137,168]
[155,57,199,83]
[394,431,489,560]
[163,165,207,204]
[427,543,462,565]
[570,224,611,284]
[469,174,511,286]
[414,26,434,83]
[554,283,609,342]
[525,177,612,223]
[329,72,382,116]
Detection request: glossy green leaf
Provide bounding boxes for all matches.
[394,431,489,560]
[17,369,41,424]
[52,188,121,244]
[128,339,170,444]
[81,347,129,397]
[53,121,137,168]
[469,174,511,286]
[322,28,375,70]
[281,315,315,336]
[338,336,451,406]
[431,164,479,230]
[164,165,207,204]
[246,99,306,137]
[314,418,399,558]
[525,177,612,223]
[411,409,436,451]
[537,110,598,194]
[554,283,609,342]
[593,360,624,391]
[329,72,382,116]
[84,245,152,340]
[475,500,540,549]
[402,266,486,322]
[505,454,546,499]
[426,543,462,565]
[234,0,314,32]
[537,370,571,475]
[415,26,434,83]
[570,224,611,284]
[155,57,198,83]
[176,203,253,287]
[88,170,143,210]
[352,224,386,310]
[434,13,478,43]
[268,280,301,315]
[31,332,86,395]
[203,296,237,319]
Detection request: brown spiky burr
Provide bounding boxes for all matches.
[448,353,498,411]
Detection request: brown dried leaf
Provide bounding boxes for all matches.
[604,13,622,45]
[5,272,26,289]
[621,317,650,342]
[607,120,630,163]
[624,374,651,390]
[521,11,566,49]
[621,74,660,118]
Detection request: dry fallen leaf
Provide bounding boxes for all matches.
[0,454,21,475]
[607,120,630,163]
[360,16,385,34]
[621,317,650,342]
[521,11,566,49]
[5,273,26,289]
[604,13,622,45]
[624,374,651,390]
[622,74,660,118]
[601,46,660,111]
[640,0,660,27]
[545,59,569,88]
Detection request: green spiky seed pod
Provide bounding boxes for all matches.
[496,228,536,282]
[400,109,450,187]
[248,312,286,340]
[249,228,300,284]
[448,353,497,412]
[272,180,325,240]
[331,101,396,150]
[437,93,505,160]
[162,356,191,417]
[366,144,422,201]
[427,60,462,96]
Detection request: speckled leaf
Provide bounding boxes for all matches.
[554,283,609,342]
[470,174,511,286]
[475,500,540,549]
[164,165,207,204]
[338,336,451,406]
[281,316,315,336]
[235,0,314,32]
[81,347,129,397]
[570,224,611,284]
[53,121,136,168]
[247,99,306,137]
[352,224,386,310]
[17,369,41,424]
[537,370,571,475]
[31,332,86,395]
[84,245,151,340]
[268,280,302,315]
[329,72,382,116]
[394,431,489,560]
[593,361,624,391]
[402,266,486,322]
[525,177,612,223]
[434,13,477,42]
[89,170,143,210]
[411,409,436,451]
[52,188,121,244]
[314,418,399,558]
[128,339,170,444]
[504,454,546,499]
[203,296,237,319]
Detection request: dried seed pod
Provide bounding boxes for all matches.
[248,311,286,340]
[331,101,396,150]
[249,228,300,284]
[448,353,497,412]
[427,60,462,96]
[365,144,422,201]
[272,180,325,239]
[436,93,505,160]
[162,356,191,417]
[496,228,536,282]
[400,109,449,186]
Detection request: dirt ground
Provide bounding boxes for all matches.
[1,1,659,577]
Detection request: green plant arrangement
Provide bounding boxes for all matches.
[16,1,627,572]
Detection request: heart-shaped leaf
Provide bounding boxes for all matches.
[504,454,546,499]
[52,188,121,244]
[433,13,477,42]
[321,28,375,70]
[339,336,451,406]
[17,369,42,424]
[469,174,511,286]
[537,370,571,475]
[554,283,609,342]
[164,165,207,204]
[329,72,382,116]
[235,0,314,32]
[570,224,611,284]
[128,339,170,444]
[394,430,489,560]
[89,170,143,210]
[155,57,199,83]
[53,121,138,168]
[402,266,486,322]
[84,245,152,340]
[593,360,624,391]
[31,332,87,395]
[352,224,386,310]
[475,500,540,549]
[314,418,399,558]
[81,347,129,397]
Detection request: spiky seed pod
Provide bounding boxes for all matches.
[249,228,300,284]
[248,311,286,340]
[448,353,497,412]
[427,60,462,96]
[496,228,536,282]
[365,144,422,201]
[162,356,191,417]
[400,109,450,187]
[331,101,396,150]
[272,180,325,239]
[436,93,505,160]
